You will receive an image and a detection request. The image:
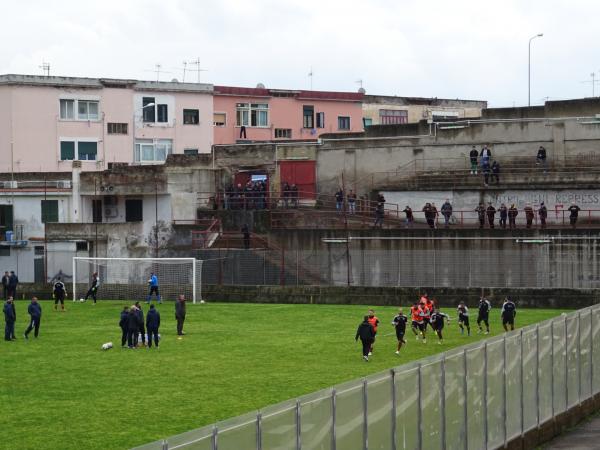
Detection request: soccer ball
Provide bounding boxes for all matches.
[79,298,85,302]
[200,300,206,304]
[101,342,113,351]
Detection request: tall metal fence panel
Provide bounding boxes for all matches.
[132,304,600,450]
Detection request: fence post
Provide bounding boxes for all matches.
[483,343,488,450]
[256,412,262,450]
[441,355,447,450]
[363,379,368,450]
[565,315,568,410]
[212,425,218,450]
[295,400,301,450]
[535,325,540,429]
[331,388,337,450]
[417,363,423,450]
[578,311,582,404]
[502,335,507,448]
[592,309,595,395]
[161,439,168,450]
[520,329,525,438]
[550,321,555,418]
[463,349,469,450]
[391,369,397,450]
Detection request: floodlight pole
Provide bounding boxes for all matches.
[528,33,543,107]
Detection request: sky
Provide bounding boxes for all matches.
[1,0,599,107]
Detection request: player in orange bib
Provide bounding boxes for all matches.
[367,309,379,356]
[410,302,424,341]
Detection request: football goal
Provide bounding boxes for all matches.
[72,257,202,304]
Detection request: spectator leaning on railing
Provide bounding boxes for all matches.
[538,202,548,229]
[403,206,414,228]
[568,203,581,228]
[524,203,534,228]
[335,189,344,212]
[508,204,518,229]
[475,203,486,229]
[486,203,496,229]
[441,199,452,228]
[499,203,508,229]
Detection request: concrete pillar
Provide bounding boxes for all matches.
[71,162,81,222]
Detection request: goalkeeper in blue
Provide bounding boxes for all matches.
[146,272,161,304]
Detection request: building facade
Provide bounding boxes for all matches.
[0,74,214,174]
[362,95,487,126]
[213,85,364,144]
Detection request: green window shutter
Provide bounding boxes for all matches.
[60,141,75,160]
[41,200,59,223]
[78,142,97,160]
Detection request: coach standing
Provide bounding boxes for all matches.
[175,294,186,336]
[355,315,375,362]
[146,304,161,348]
[24,297,42,339]
[127,305,139,349]
[8,271,18,299]
[3,297,16,341]
[2,271,9,300]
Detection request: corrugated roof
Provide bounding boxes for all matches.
[214,85,271,97]
[214,85,364,101]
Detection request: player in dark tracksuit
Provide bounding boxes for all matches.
[119,306,129,348]
[53,277,66,311]
[457,302,471,336]
[83,272,99,303]
[126,306,140,349]
[430,309,451,344]
[24,297,42,339]
[501,297,517,332]
[3,297,16,341]
[146,304,161,348]
[175,295,186,336]
[355,315,375,362]
[134,302,146,346]
[477,297,492,334]
[392,309,408,354]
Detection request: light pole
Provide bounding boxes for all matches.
[528,33,543,107]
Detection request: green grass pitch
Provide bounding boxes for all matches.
[1,300,569,450]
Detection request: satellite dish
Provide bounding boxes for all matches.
[256,83,265,89]
[358,87,366,94]
[171,78,179,83]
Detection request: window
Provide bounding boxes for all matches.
[303,105,314,128]
[125,199,143,222]
[213,113,226,126]
[60,99,74,119]
[143,97,155,122]
[60,140,97,161]
[316,112,325,128]
[379,109,408,125]
[184,149,199,155]
[363,118,373,127]
[183,109,199,125]
[338,116,351,130]
[107,123,128,134]
[0,247,9,257]
[0,205,13,241]
[236,103,269,127]
[76,241,88,251]
[78,101,99,120]
[134,139,172,163]
[274,129,292,139]
[157,104,168,123]
[41,200,59,223]
[34,246,45,256]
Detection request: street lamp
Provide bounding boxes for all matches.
[528,33,543,107]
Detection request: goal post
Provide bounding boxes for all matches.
[72,257,203,304]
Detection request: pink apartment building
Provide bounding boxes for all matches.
[213,85,364,145]
[0,74,214,174]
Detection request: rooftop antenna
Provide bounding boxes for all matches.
[187,57,208,83]
[355,79,363,89]
[182,61,187,82]
[144,64,171,82]
[580,72,600,97]
[39,61,50,76]
[308,67,314,90]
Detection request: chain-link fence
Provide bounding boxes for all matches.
[198,236,600,289]
[132,304,600,450]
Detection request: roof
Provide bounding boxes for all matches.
[214,85,364,101]
[0,74,213,93]
[363,94,487,107]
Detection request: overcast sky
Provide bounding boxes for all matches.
[1,0,599,107]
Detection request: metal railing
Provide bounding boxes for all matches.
[132,304,600,450]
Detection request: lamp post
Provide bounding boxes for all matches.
[528,33,543,107]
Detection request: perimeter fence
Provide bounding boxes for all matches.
[132,303,600,450]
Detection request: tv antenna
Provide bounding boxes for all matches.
[186,58,208,83]
[308,67,314,90]
[355,79,363,89]
[39,61,50,76]
[144,64,171,82]
[580,72,600,97]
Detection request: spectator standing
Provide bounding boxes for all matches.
[499,203,508,229]
[536,146,547,172]
[7,271,18,299]
[23,297,42,339]
[482,159,491,187]
[475,203,486,229]
[2,271,8,300]
[441,199,453,228]
[491,161,500,184]
[403,206,414,228]
[373,203,384,228]
[241,224,251,249]
[538,202,548,229]
[568,203,581,228]
[431,203,439,228]
[508,204,518,229]
[524,203,534,228]
[4,297,16,341]
[347,190,357,214]
[422,203,435,229]
[480,145,492,165]
[469,146,479,175]
[175,294,187,336]
[146,304,161,349]
[335,189,344,212]
[486,203,496,228]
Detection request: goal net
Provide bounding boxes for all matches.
[72,257,202,304]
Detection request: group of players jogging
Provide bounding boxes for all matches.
[356,293,517,361]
